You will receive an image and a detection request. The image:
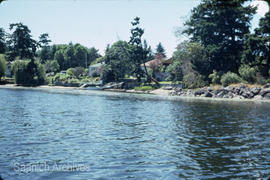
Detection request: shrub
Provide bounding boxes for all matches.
[66,68,75,76]
[208,70,222,84]
[220,72,242,87]
[0,54,6,81]
[134,85,153,91]
[67,67,85,78]
[12,60,46,86]
[255,73,268,85]
[239,65,256,83]
[183,72,207,89]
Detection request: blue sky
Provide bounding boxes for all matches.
[0,0,268,57]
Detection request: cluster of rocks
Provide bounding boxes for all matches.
[169,83,270,100]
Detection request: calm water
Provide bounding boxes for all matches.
[0,88,270,179]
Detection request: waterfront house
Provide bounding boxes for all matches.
[141,55,173,81]
[89,62,103,77]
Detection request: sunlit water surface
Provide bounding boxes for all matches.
[0,88,270,179]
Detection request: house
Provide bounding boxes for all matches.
[141,54,173,81]
[89,62,103,77]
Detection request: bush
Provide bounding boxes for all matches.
[239,65,256,83]
[255,73,268,85]
[66,67,85,78]
[220,72,242,87]
[183,72,207,89]
[208,70,222,84]
[0,54,6,81]
[66,68,75,76]
[134,85,153,91]
[12,60,46,86]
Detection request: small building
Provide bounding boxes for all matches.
[59,70,67,75]
[89,63,103,77]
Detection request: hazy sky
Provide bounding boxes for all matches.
[0,0,268,57]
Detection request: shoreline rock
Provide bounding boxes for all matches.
[169,84,269,100]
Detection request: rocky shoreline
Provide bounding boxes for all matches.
[168,84,270,100]
[2,83,270,102]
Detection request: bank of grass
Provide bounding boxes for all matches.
[134,85,155,91]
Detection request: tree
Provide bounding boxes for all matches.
[12,59,46,86]
[39,46,51,63]
[0,54,6,81]
[54,49,67,70]
[63,45,75,68]
[39,33,51,47]
[38,33,51,63]
[183,0,256,74]
[129,17,150,82]
[87,47,101,66]
[242,11,270,77]
[7,23,38,60]
[0,28,6,54]
[45,60,60,73]
[101,41,132,82]
[155,42,166,57]
[74,44,88,67]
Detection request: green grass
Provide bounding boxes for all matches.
[134,85,154,91]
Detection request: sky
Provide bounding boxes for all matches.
[0,0,269,57]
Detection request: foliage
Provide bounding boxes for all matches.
[45,60,60,73]
[0,54,6,81]
[129,17,150,82]
[155,42,166,57]
[208,70,222,84]
[255,73,268,85]
[91,56,105,65]
[12,59,46,86]
[242,11,270,78]
[166,60,183,81]
[100,65,115,83]
[0,28,6,54]
[220,72,242,87]
[188,42,209,77]
[183,72,207,89]
[51,44,100,70]
[134,85,153,91]
[39,33,51,47]
[183,0,256,74]
[238,65,256,83]
[6,23,38,60]
[102,41,132,82]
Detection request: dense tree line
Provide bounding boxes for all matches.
[1,0,269,87]
[0,22,101,85]
[167,0,270,87]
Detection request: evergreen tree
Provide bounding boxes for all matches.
[7,23,38,60]
[183,0,256,75]
[242,11,270,77]
[129,17,150,82]
[155,42,166,58]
